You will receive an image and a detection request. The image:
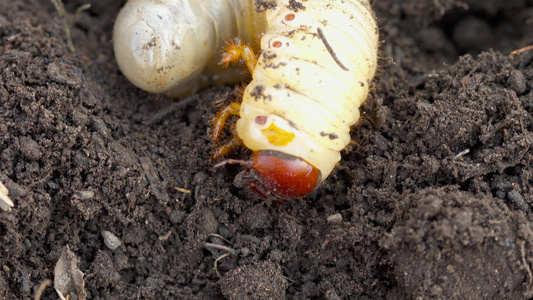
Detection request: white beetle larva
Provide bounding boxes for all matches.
[114,0,379,199]
[113,0,266,97]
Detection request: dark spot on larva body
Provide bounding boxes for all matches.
[287,0,305,12]
[320,132,339,140]
[250,85,264,100]
[359,82,365,87]
[142,37,157,50]
[262,52,277,60]
[265,62,287,69]
[255,0,277,12]
[250,85,272,102]
[274,83,288,89]
[288,120,298,129]
[171,40,180,50]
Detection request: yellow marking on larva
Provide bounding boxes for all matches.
[261,123,295,146]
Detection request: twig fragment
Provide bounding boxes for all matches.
[34,279,52,300]
[50,0,91,53]
[510,45,533,59]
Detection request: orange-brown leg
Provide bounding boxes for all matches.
[212,38,258,160]
[219,37,258,74]
[211,102,243,160]
[211,102,241,142]
[212,136,243,161]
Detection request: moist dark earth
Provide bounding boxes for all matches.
[1,0,533,299]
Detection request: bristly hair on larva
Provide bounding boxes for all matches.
[113,0,379,200]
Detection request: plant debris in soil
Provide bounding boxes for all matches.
[1,0,533,299]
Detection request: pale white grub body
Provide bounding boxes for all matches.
[236,0,379,179]
[113,0,266,97]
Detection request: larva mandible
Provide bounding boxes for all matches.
[113,0,379,200]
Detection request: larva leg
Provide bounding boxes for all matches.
[219,38,258,74]
[211,102,241,142]
[211,102,243,160]
[212,38,257,159]
[212,136,242,161]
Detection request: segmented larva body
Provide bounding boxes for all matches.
[114,0,379,199]
[238,0,378,182]
[113,0,266,97]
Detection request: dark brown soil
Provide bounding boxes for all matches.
[1,0,533,299]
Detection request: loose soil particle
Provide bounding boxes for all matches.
[1,0,533,299]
